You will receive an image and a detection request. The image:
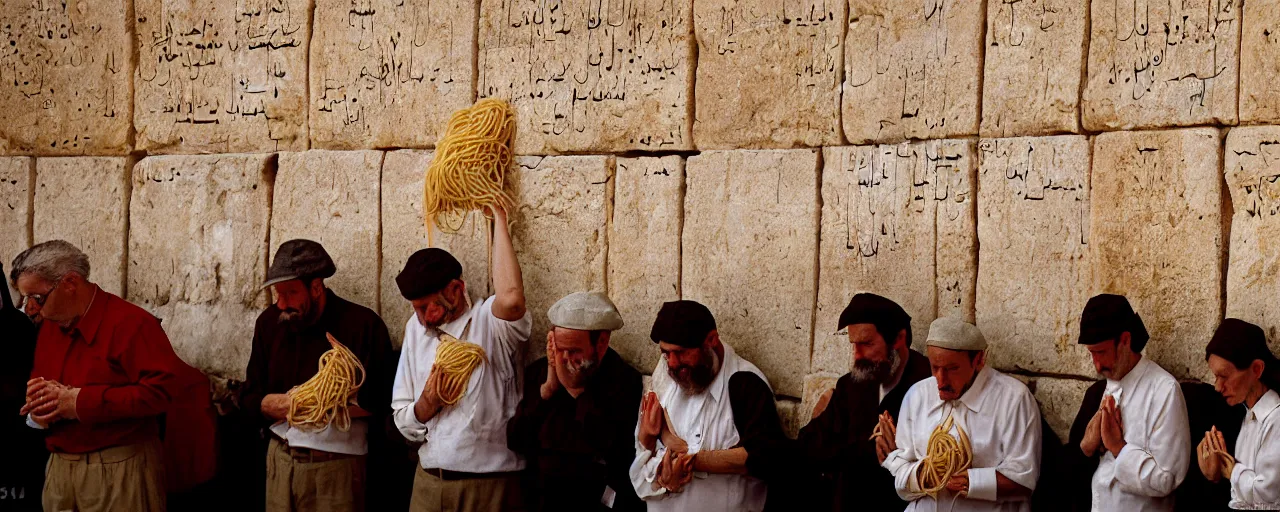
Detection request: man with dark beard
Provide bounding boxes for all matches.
[628,300,790,512]
[796,293,932,511]
[507,291,643,511]
[242,239,396,512]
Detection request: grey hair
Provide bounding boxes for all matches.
[11,240,91,285]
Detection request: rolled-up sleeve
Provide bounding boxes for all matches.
[1112,383,1190,497]
[391,319,428,443]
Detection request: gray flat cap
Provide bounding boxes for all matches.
[548,291,624,331]
[926,317,987,351]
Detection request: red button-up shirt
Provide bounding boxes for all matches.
[29,287,190,454]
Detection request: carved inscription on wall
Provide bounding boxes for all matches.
[1,157,33,302]
[135,0,310,153]
[1240,1,1280,124]
[842,1,984,145]
[1225,126,1280,352]
[1083,0,1241,130]
[312,0,475,149]
[981,0,1087,137]
[33,157,131,295]
[478,0,694,154]
[0,0,132,155]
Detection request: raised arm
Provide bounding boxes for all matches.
[489,207,526,321]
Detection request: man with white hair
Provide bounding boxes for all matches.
[883,317,1042,511]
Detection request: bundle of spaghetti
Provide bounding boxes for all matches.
[917,414,972,498]
[286,333,366,432]
[423,98,516,241]
[433,333,488,405]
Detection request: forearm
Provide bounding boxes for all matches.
[489,209,526,320]
[693,447,749,475]
[413,397,442,423]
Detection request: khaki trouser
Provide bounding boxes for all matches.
[266,438,366,512]
[43,440,166,512]
[408,465,521,512]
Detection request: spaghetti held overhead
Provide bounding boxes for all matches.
[423,98,517,239]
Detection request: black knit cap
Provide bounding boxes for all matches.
[839,292,911,335]
[262,239,336,289]
[1207,318,1280,390]
[1079,293,1150,352]
[396,248,463,300]
[650,300,717,348]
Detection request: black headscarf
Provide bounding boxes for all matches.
[1206,318,1280,391]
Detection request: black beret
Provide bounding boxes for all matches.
[650,300,717,348]
[1079,294,1150,351]
[396,248,463,300]
[1206,318,1275,368]
[838,293,911,335]
[263,239,336,288]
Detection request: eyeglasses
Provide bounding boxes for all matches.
[17,276,63,311]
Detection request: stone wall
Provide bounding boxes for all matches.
[4,0,1279,440]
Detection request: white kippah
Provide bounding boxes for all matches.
[926,316,987,351]
[547,291,624,331]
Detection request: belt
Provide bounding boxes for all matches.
[54,442,147,464]
[419,466,521,481]
[270,436,357,463]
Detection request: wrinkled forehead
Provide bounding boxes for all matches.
[15,273,54,294]
[552,327,595,348]
[846,323,885,344]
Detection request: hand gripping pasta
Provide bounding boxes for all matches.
[433,333,487,405]
[286,333,366,432]
[917,414,973,498]
[423,98,517,240]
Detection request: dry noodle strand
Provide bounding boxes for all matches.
[423,98,516,244]
[286,333,366,432]
[432,333,487,405]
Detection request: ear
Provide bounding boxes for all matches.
[973,350,986,370]
[1251,359,1266,379]
[705,330,721,350]
[893,329,908,351]
[1117,331,1132,353]
[596,331,612,355]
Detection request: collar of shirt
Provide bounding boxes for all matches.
[879,359,908,403]
[925,365,994,415]
[1104,356,1153,404]
[429,297,476,341]
[704,342,740,404]
[67,285,105,344]
[1249,389,1280,423]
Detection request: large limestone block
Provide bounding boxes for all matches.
[609,156,682,372]
[799,372,841,427]
[1240,2,1280,124]
[510,156,612,358]
[1082,0,1241,131]
[682,150,819,397]
[134,0,310,153]
[1225,126,1280,353]
[977,136,1094,377]
[776,399,802,439]
[981,0,1088,137]
[478,0,694,154]
[692,0,844,149]
[842,1,984,145]
[1028,377,1093,442]
[33,158,130,295]
[311,0,475,149]
[128,154,272,382]
[1091,128,1225,379]
[1,157,34,301]
[380,150,491,348]
[0,0,132,155]
[271,151,383,311]
[814,140,975,373]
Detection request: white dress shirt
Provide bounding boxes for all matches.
[1089,356,1190,512]
[883,366,1042,512]
[628,342,769,512]
[1229,389,1280,510]
[390,295,531,473]
[269,418,367,455]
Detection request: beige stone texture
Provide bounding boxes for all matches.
[33,158,130,295]
[842,1,984,145]
[799,371,841,427]
[271,150,383,311]
[127,154,272,382]
[310,0,475,150]
[1225,126,1280,354]
[1090,128,1225,380]
[380,150,491,348]
[608,156,682,373]
[1082,0,1241,131]
[0,0,132,155]
[509,156,612,360]
[977,136,1094,377]
[682,149,819,397]
[935,140,977,322]
[776,399,803,439]
[1,157,33,302]
[477,0,694,154]
[981,0,1087,137]
[134,0,310,154]
[1028,377,1093,442]
[692,0,844,149]
[1240,1,1280,124]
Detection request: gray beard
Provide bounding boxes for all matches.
[850,348,901,385]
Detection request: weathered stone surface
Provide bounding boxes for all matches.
[1028,377,1093,442]
[478,0,694,154]
[127,154,272,382]
[1,157,33,301]
[311,0,474,149]
[509,156,611,359]
[776,398,803,439]
[33,158,130,295]
[799,371,841,427]
[981,0,1087,137]
[380,150,491,348]
[842,1,984,145]
[814,140,975,373]
[977,136,1094,377]
[1225,126,1280,354]
[134,0,310,154]
[609,156,682,373]
[271,151,383,311]
[682,150,819,397]
[1082,0,1241,131]
[1240,1,1280,124]
[692,0,843,149]
[0,0,132,155]
[1091,128,1224,379]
